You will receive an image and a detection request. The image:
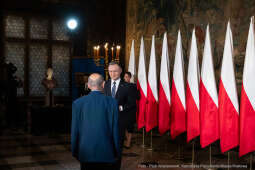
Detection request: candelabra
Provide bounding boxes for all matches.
[93,43,121,80]
[93,45,101,66]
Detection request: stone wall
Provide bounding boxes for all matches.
[126,0,255,96]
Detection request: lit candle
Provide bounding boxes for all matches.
[93,46,97,57]
[104,43,108,57]
[111,47,114,60]
[97,45,100,58]
[116,45,121,61]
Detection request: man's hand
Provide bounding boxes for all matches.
[119,105,123,111]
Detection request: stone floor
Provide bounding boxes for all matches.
[0,129,252,170]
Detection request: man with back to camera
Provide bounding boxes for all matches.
[123,71,140,149]
[104,61,137,169]
[71,73,120,170]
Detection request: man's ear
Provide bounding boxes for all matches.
[102,81,105,88]
[88,83,92,90]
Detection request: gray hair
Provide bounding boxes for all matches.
[88,74,104,88]
[108,61,122,69]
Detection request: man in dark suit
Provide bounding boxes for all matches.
[104,62,137,169]
[72,73,120,170]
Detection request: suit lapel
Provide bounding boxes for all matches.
[105,80,111,96]
[115,80,124,99]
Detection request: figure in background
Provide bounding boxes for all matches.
[4,62,23,129]
[42,68,57,107]
[79,75,90,96]
[0,62,8,131]
[83,75,91,96]
[123,72,140,148]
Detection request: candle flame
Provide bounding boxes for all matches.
[104,43,108,49]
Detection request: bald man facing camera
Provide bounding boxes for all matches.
[71,73,120,170]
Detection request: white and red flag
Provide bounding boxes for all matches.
[171,30,186,139]
[158,33,171,135]
[219,21,239,153]
[186,29,200,143]
[239,17,255,157]
[200,25,219,148]
[146,35,158,132]
[128,40,136,83]
[137,37,147,130]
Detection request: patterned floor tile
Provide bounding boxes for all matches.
[12,166,44,170]
[0,129,252,170]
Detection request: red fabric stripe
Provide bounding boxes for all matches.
[200,80,219,148]
[239,85,255,157]
[186,82,200,142]
[170,79,186,139]
[158,82,171,135]
[219,80,239,153]
[136,81,147,130]
[146,84,158,132]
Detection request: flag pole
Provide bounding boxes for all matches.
[210,145,212,166]
[192,141,195,170]
[250,153,252,170]
[178,144,181,160]
[228,152,230,170]
[141,127,145,148]
[177,144,184,160]
[147,130,153,151]
[140,128,146,166]
[136,128,138,145]
[207,145,215,170]
[175,141,184,161]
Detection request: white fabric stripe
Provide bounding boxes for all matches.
[148,35,158,101]
[138,36,147,96]
[187,29,200,110]
[221,21,239,113]
[243,16,255,110]
[160,32,171,105]
[201,25,218,106]
[173,30,186,109]
[128,40,136,83]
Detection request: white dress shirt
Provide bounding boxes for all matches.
[111,78,121,96]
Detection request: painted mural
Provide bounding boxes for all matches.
[126,0,255,96]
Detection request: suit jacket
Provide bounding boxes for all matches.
[128,83,140,101]
[71,91,120,163]
[127,83,140,124]
[103,80,136,127]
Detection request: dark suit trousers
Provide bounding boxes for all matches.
[115,115,127,170]
[81,162,116,170]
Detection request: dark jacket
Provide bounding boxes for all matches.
[127,83,140,124]
[71,91,120,163]
[103,80,136,124]
[103,80,137,142]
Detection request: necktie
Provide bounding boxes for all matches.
[111,81,116,98]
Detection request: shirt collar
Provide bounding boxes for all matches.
[90,90,102,95]
[111,78,121,84]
